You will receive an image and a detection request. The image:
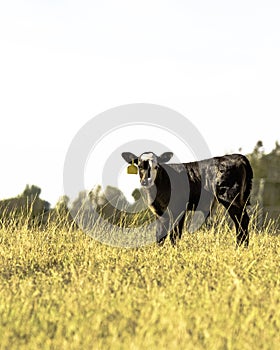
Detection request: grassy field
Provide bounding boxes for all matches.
[0,210,279,350]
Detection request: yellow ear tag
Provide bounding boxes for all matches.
[127,160,138,174]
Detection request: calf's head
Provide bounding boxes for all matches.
[122,152,173,187]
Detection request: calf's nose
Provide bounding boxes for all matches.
[141,179,149,186]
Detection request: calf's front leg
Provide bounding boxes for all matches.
[155,216,170,245]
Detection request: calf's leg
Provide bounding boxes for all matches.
[229,206,250,247]
[220,200,250,247]
[170,213,186,246]
[155,216,169,245]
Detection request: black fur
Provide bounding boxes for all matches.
[123,153,253,247]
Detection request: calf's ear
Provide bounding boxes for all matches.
[121,152,138,164]
[158,152,173,163]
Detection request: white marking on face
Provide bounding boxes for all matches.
[138,153,158,187]
[139,152,156,161]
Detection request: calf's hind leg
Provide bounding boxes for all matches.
[219,200,250,247]
[231,206,249,247]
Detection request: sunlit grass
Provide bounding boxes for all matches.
[0,207,279,349]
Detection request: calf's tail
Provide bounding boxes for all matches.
[243,156,253,206]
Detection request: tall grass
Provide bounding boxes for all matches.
[0,206,279,349]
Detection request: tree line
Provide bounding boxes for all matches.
[0,141,279,228]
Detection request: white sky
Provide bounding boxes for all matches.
[0,1,279,205]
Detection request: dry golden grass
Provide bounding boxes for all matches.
[0,207,279,349]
